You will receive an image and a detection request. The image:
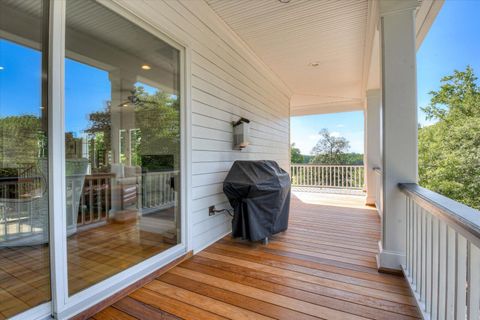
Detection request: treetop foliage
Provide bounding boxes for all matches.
[290,129,363,165]
[419,66,480,210]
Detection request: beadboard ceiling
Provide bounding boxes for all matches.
[205,0,370,115]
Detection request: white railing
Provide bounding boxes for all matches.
[400,183,480,320]
[0,168,178,245]
[290,164,365,189]
[0,175,47,244]
[141,171,177,213]
[77,174,113,227]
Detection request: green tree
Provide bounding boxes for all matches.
[419,66,480,210]
[290,143,304,163]
[0,115,44,168]
[310,128,351,164]
[133,86,180,169]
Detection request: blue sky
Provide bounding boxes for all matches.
[291,0,480,155]
[0,39,162,137]
[291,112,365,154]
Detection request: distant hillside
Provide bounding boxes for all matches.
[292,153,364,165]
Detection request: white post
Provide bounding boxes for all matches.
[364,89,382,206]
[109,72,137,216]
[377,0,419,271]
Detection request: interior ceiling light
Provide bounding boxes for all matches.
[278,0,291,3]
[0,66,4,70]
[308,61,321,67]
[141,64,151,70]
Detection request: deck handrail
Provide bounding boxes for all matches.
[399,183,480,246]
[290,164,364,189]
[399,182,480,319]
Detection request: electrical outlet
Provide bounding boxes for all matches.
[208,205,215,216]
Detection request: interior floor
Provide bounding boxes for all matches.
[0,212,177,319]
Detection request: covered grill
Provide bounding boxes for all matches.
[223,160,291,242]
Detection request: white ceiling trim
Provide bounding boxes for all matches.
[291,100,364,117]
[361,0,380,98]
[416,0,445,50]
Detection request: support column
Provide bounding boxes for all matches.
[377,0,418,271]
[364,89,381,206]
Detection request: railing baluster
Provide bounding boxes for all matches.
[105,177,110,219]
[96,178,101,221]
[88,178,93,222]
[406,197,411,276]
[456,234,467,319]
[468,243,480,320]
[431,216,439,319]
[421,208,427,301]
[305,165,307,186]
[414,203,419,289]
[438,220,447,320]
[426,213,432,313]
[446,226,456,319]
[409,198,414,277]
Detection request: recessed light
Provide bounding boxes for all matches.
[308,61,321,67]
[141,64,151,70]
[122,104,128,107]
[0,66,4,70]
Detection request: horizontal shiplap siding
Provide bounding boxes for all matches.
[115,0,290,252]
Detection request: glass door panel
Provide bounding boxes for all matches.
[0,0,51,317]
[64,0,181,295]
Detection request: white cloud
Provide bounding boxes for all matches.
[336,124,345,128]
[330,131,341,137]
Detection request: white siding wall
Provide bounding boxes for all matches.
[113,0,291,252]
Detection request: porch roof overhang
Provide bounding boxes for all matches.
[205,0,444,116]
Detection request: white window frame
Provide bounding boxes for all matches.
[10,0,191,318]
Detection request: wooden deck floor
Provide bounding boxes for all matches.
[93,192,421,320]
[0,221,174,319]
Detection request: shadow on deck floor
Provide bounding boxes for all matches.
[92,192,420,320]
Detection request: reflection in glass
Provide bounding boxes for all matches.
[0,0,51,317]
[65,0,181,295]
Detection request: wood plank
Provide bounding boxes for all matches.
[190,253,410,295]
[159,272,319,320]
[178,259,420,319]
[113,296,180,320]
[92,307,136,320]
[145,280,274,320]
[167,267,368,319]
[130,288,227,320]
[198,251,416,305]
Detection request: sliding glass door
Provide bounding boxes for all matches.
[64,0,181,296]
[0,0,184,317]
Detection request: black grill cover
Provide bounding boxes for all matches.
[223,160,291,241]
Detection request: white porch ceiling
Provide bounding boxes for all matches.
[205,0,369,115]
